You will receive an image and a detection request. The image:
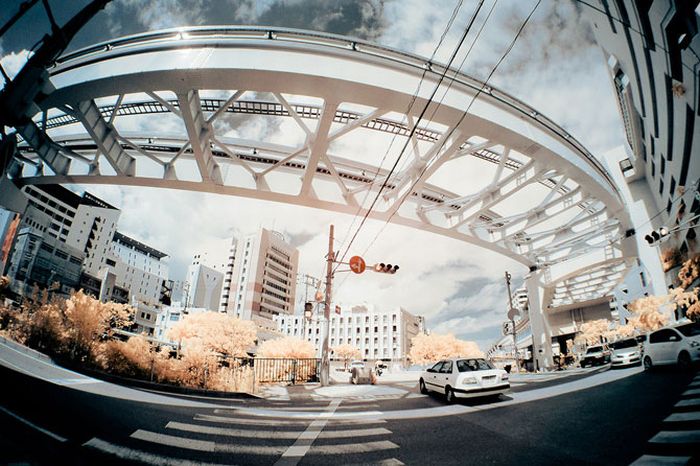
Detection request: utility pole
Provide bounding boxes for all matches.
[505,271,520,373]
[320,224,334,386]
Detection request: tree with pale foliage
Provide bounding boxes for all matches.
[333,343,361,369]
[256,337,316,358]
[578,319,611,345]
[63,290,132,362]
[408,333,483,365]
[678,254,700,288]
[167,311,257,357]
[627,295,671,332]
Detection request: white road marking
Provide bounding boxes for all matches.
[649,430,700,444]
[274,399,341,465]
[308,440,399,455]
[674,398,700,408]
[681,388,700,397]
[166,421,391,439]
[83,438,233,466]
[629,455,692,465]
[0,405,67,443]
[665,412,700,422]
[341,459,404,466]
[130,430,286,455]
[198,413,385,426]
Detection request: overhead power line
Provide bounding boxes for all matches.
[333,0,487,273]
[356,0,542,264]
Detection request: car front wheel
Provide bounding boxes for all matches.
[419,379,428,394]
[643,356,653,371]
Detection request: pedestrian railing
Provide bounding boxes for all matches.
[230,357,321,384]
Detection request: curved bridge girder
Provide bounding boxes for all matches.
[6,26,636,310]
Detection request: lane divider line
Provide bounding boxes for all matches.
[0,405,68,443]
[274,399,342,466]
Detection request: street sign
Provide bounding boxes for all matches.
[349,255,366,274]
[315,290,324,302]
[507,307,520,320]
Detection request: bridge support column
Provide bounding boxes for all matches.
[526,271,554,371]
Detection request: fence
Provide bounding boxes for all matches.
[230,357,321,384]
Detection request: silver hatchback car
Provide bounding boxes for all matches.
[610,338,642,367]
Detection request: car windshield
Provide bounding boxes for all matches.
[586,346,602,354]
[456,358,495,372]
[676,322,700,337]
[612,339,637,349]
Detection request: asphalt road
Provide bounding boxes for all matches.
[1,362,698,466]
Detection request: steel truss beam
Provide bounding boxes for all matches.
[5,26,636,311]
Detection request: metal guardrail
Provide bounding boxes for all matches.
[231,357,321,384]
[49,25,620,197]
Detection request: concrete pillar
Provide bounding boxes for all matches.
[526,271,554,371]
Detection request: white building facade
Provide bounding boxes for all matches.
[275,306,425,364]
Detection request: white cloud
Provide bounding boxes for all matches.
[0,49,32,89]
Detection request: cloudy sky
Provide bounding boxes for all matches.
[0,0,627,350]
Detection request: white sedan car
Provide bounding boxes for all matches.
[419,358,510,402]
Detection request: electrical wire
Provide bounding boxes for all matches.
[333,0,487,274]
[356,0,541,263]
[333,0,500,295]
[332,0,466,259]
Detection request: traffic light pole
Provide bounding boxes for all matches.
[505,271,520,373]
[320,224,334,386]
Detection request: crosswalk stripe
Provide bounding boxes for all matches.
[682,388,700,397]
[649,430,700,444]
[674,399,700,408]
[196,414,311,426]
[130,430,286,455]
[665,412,700,422]
[629,454,692,465]
[341,458,405,466]
[317,428,392,439]
[196,414,386,426]
[308,440,399,455]
[83,438,233,466]
[166,421,391,439]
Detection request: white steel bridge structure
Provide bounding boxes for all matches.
[0,26,639,368]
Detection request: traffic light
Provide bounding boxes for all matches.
[374,263,399,274]
[644,226,669,245]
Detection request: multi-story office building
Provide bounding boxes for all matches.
[583,1,699,291]
[21,185,121,277]
[275,306,425,364]
[109,232,169,306]
[228,228,299,331]
[5,225,84,297]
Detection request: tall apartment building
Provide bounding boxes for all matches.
[583,1,699,289]
[187,237,237,312]
[228,228,299,331]
[275,306,425,363]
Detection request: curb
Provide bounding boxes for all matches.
[0,336,53,363]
